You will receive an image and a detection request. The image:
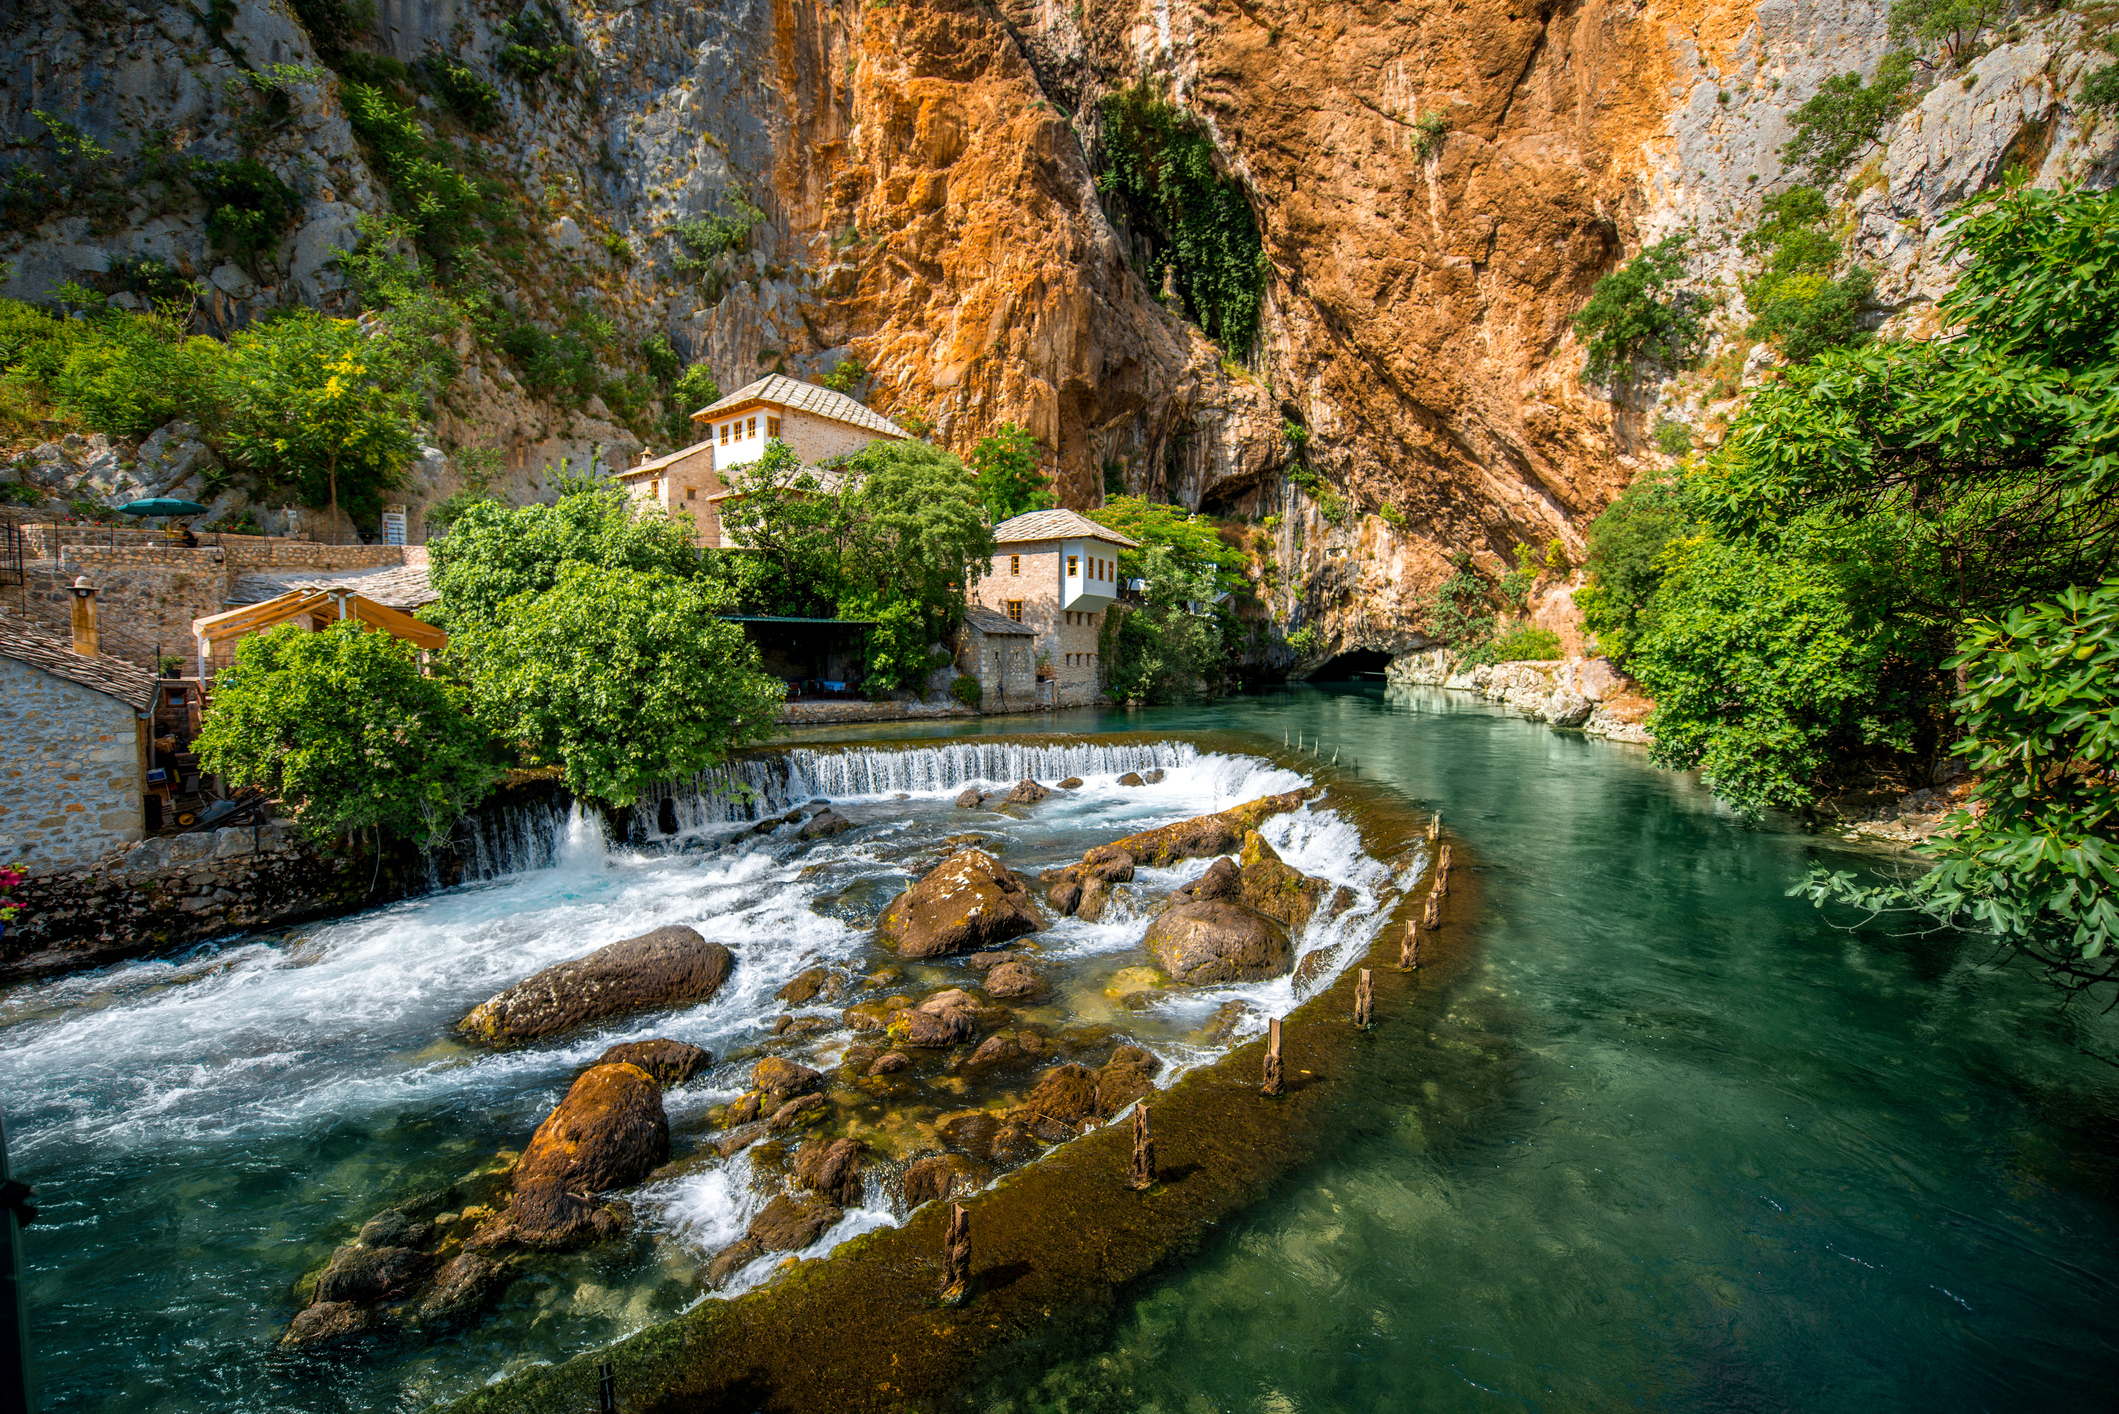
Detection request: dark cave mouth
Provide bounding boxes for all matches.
[1307,649,1392,681]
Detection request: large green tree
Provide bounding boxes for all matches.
[429,479,704,634]
[215,307,426,526]
[716,439,850,619]
[195,620,501,848]
[1098,545,1227,703]
[466,563,783,805]
[838,437,994,686]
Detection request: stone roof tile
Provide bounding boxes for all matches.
[0,620,157,711]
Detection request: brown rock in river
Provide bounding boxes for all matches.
[953,787,985,808]
[748,1193,842,1252]
[797,809,853,840]
[282,1300,371,1347]
[767,1093,827,1129]
[1002,778,1050,804]
[1057,777,1083,789]
[314,1244,429,1305]
[1238,830,1331,933]
[501,1062,669,1248]
[868,1050,909,1076]
[416,1251,505,1324]
[457,925,733,1046]
[1143,900,1293,985]
[1046,878,1083,915]
[1175,856,1243,904]
[597,1039,710,1086]
[1020,1063,1102,1127]
[899,1154,966,1207]
[981,959,1042,998]
[878,849,1043,959]
[794,1136,867,1207]
[751,1056,822,1097]
[1094,1045,1163,1113]
[1081,789,1310,874]
[1143,769,1166,784]
[1117,772,1145,787]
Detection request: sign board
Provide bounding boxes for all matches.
[381,506,407,546]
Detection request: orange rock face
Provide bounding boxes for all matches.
[759,0,1703,641]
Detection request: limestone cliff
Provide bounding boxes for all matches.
[2,0,2112,651]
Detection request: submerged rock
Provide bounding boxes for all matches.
[878,849,1043,959]
[458,925,734,1045]
[752,1056,823,1097]
[1143,900,1293,985]
[1002,778,1051,805]
[496,1062,669,1248]
[981,959,1042,999]
[315,1244,429,1305]
[899,1154,968,1206]
[799,809,854,840]
[598,1039,711,1087]
[868,1049,910,1076]
[417,1252,505,1325]
[283,1300,370,1347]
[954,787,986,808]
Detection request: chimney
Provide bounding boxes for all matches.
[70,576,99,658]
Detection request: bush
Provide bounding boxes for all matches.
[1488,623,1563,661]
[290,0,376,63]
[1097,85,1268,357]
[423,55,502,131]
[1652,416,1694,455]
[671,194,765,291]
[2082,59,2119,113]
[48,309,220,438]
[496,3,577,92]
[195,619,500,848]
[1575,471,1690,663]
[970,422,1053,521]
[341,82,481,256]
[1742,185,1874,361]
[1572,234,1702,386]
[1781,52,1915,183]
[192,157,301,261]
[950,673,982,706]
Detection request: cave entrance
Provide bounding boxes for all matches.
[1308,649,1392,682]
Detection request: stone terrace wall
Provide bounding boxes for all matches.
[2,821,396,979]
[5,541,415,671]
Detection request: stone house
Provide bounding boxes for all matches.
[971,509,1139,708]
[615,375,908,548]
[955,606,1038,711]
[0,620,156,873]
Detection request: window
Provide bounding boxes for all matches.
[1068,555,1078,577]
[719,423,729,445]
[767,415,780,439]
[687,488,697,500]
[1009,554,1020,576]
[747,416,757,438]
[1006,601,1023,622]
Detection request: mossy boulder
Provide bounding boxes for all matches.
[457,925,734,1046]
[494,1062,669,1248]
[751,1056,823,1097]
[1076,788,1310,876]
[878,849,1043,959]
[1236,831,1331,933]
[1142,900,1292,985]
[597,1039,710,1086]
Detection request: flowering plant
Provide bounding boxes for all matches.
[0,865,22,924]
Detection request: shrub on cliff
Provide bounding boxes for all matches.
[197,620,502,849]
[1571,234,1703,387]
[1780,53,1916,184]
[1576,470,1692,663]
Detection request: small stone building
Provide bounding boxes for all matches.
[972,509,1140,708]
[615,375,909,548]
[956,607,1038,711]
[0,622,156,873]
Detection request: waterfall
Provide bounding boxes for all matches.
[444,740,1204,878]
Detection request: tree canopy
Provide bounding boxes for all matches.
[1088,495,1249,594]
[195,620,501,848]
[465,562,782,806]
[969,423,1053,523]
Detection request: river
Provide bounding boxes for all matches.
[7,684,2117,1411]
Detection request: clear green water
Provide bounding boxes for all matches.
[972,687,2119,1413]
[10,684,2118,1411]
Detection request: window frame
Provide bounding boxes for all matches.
[747,415,758,438]
[1067,555,1078,578]
[766,415,781,439]
[1009,554,1020,576]
[718,422,730,445]
[1006,600,1023,622]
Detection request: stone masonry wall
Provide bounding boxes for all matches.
[0,655,145,872]
[0,820,394,979]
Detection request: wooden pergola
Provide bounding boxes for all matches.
[192,589,447,677]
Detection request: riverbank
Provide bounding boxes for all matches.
[1385,649,1654,743]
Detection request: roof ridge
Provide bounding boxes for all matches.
[0,618,157,710]
[990,507,1142,548]
[692,373,909,440]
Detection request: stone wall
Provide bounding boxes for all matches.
[0,821,396,979]
[0,655,145,872]
[957,623,1038,712]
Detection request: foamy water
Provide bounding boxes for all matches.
[0,741,1403,1395]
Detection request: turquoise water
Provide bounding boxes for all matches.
[974,688,2119,1412]
[8,684,2118,1411]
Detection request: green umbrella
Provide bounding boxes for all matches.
[116,498,209,517]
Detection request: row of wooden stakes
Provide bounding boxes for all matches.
[941,813,1452,1304]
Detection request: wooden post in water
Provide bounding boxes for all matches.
[1128,1104,1156,1191]
[1398,919,1420,971]
[1428,811,1442,842]
[1438,843,1452,873]
[940,1203,972,1305]
[1261,1017,1284,1096]
[1422,892,1441,930]
[1354,968,1374,1028]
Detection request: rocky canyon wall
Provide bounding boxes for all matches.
[3,0,2113,659]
